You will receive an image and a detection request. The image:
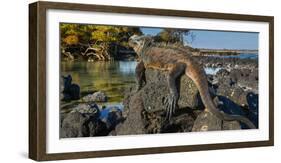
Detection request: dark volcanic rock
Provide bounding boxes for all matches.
[60,112,89,137]
[114,91,146,135]
[246,92,259,128]
[214,68,258,107]
[60,104,109,138]
[82,91,108,102]
[116,58,258,135]
[229,69,258,91]
[61,75,80,101]
[216,68,258,93]
[142,110,195,134]
[160,111,195,133]
[70,103,100,114]
[214,96,251,129]
[216,85,249,107]
[100,106,123,130]
[87,116,109,136]
[192,110,241,132]
[114,68,202,135]
[114,84,196,135]
[214,96,246,116]
[195,56,258,69]
[142,69,201,112]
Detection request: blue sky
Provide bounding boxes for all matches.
[141,27,258,50]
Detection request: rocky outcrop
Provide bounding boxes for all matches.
[145,109,195,133]
[141,69,202,112]
[60,103,123,138]
[195,56,258,70]
[114,68,201,135]
[192,110,241,131]
[215,68,258,92]
[246,92,259,128]
[60,58,259,137]
[60,111,108,138]
[82,91,108,102]
[113,90,146,135]
[61,75,80,101]
[114,88,196,135]
[115,64,258,135]
[60,112,90,137]
[100,106,123,130]
[207,68,259,110]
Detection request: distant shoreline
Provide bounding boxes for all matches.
[192,48,258,56]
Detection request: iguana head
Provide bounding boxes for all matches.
[129,35,152,56]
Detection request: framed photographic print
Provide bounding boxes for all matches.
[29,1,274,161]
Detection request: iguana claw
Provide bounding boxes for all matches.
[164,94,177,121]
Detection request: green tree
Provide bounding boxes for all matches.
[154,28,191,45]
[60,24,142,61]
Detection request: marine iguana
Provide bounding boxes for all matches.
[128,35,256,129]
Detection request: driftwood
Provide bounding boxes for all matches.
[62,42,114,61]
[81,44,111,61]
[61,48,74,60]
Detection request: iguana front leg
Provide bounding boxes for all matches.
[135,61,146,92]
[164,63,186,120]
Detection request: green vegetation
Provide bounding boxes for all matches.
[60,24,193,61]
[153,28,191,45]
[60,24,142,61]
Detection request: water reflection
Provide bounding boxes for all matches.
[61,58,247,105]
[61,61,137,104]
[119,61,137,74]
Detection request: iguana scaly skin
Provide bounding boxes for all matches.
[128,35,256,129]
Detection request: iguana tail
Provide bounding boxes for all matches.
[185,63,256,129]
